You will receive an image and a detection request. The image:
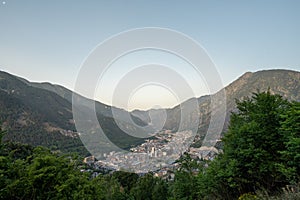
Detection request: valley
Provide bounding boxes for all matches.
[0,69,299,159]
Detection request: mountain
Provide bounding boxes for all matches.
[0,71,83,153]
[0,71,151,156]
[132,69,300,147]
[17,76,150,126]
[0,69,299,154]
[222,69,299,127]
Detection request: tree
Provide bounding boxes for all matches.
[203,91,291,198]
[152,178,168,200]
[278,101,300,184]
[170,153,202,200]
[112,171,139,193]
[130,173,155,200]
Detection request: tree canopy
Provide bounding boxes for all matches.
[0,91,299,200]
[197,91,300,199]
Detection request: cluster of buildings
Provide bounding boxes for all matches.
[83,129,221,177]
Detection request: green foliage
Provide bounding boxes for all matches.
[169,153,202,200]
[0,135,108,199]
[220,91,290,194]
[123,172,170,200]
[278,101,300,184]
[196,91,300,199]
[112,171,139,193]
[1,90,300,200]
[152,178,168,200]
[130,174,154,200]
[0,131,165,200]
[238,193,257,200]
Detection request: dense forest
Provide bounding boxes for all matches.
[0,91,299,200]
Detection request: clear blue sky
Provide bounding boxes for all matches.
[0,0,299,110]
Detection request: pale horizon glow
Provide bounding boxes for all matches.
[127,84,180,111]
[94,49,210,111]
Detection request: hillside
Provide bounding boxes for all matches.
[0,69,299,154]
[0,71,150,155]
[132,69,300,147]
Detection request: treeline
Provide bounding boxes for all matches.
[195,91,300,199]
[0,91,299,199]
[0,136,168,200]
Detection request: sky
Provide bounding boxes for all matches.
[0,0,299,111]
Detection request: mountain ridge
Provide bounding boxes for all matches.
[0,69,299,154]
[0,70,151,155]
[132,69,300,147]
